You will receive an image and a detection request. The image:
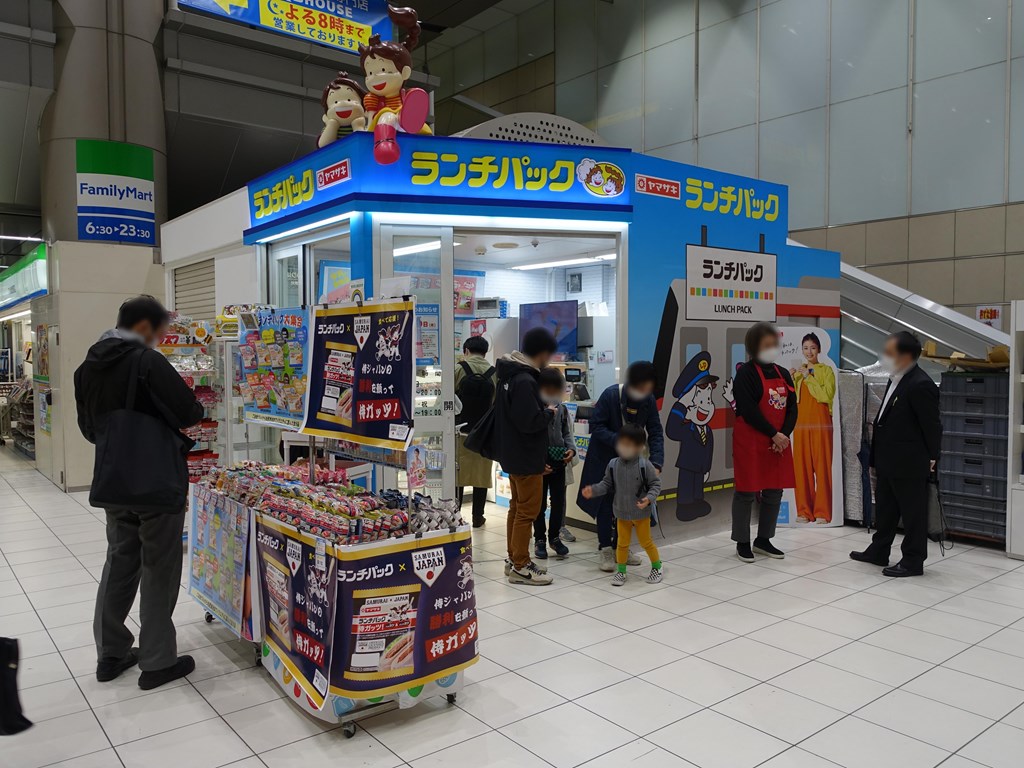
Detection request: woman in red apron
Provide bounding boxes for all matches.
[731,322,797,563]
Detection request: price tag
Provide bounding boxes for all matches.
[315,537,326,572]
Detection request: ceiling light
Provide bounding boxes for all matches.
[393,240,441,257]
[513,257,604,271]
[594,253,617,261]
[0,235,43,242]
[492,242,520,249]
[0,309,31,321]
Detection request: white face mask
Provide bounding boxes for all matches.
[617,445,639,461]
[756,346,780,365]
[625,387,647,402]
[878,355,898,375]
[541,393,561,405]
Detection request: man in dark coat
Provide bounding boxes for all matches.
[666,352,719,521]
[851,331,941,577]
[75,296,204,690]
[493,328,558,585]
[576,361,664,572]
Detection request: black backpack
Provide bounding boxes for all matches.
[456,360,495,430]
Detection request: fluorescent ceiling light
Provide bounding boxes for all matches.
[0,235,43,242]
[392,240,461,257]
[256,211,356,243]
[512,254,618,270]
[0,309,31,321]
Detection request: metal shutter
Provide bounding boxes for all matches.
[173,259,216,320]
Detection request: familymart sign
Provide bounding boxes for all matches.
[76,140,156,246]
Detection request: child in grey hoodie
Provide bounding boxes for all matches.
[582,424,663,585]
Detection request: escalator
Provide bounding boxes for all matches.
[834,257,1009,370]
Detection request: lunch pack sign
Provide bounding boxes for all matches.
[76,140,156,246]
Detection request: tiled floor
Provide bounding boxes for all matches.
[4,451,1024,768]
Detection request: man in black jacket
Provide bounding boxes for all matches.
[851,331,941,577]
[75,296,204,689]
[494,328,557,586]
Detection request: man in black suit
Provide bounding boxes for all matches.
[851,331,941,577]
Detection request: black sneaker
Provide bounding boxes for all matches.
[753,538,785,559]
[549,538,569,558]
[472,516,486,528]
[736,542,755,563]
[96,648,139,682]
[534,539,548,559]
[138,655,195,690]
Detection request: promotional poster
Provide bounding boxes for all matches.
[189,487,252,638]
[238,307,310,430]
[329,529,478,698]
[776,326,844,528]
[255,515,338,710]
[301,299,415,451]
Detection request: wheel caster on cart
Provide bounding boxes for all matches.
[204,612,214,624]
[446,693,457,705]
[343,722,357,739]
[255,652,262,667]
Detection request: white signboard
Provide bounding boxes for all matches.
[685,244,777,322]
[975,305,1003,331]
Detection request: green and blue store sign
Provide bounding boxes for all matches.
[76,140,156,246]
[0,244,47,313]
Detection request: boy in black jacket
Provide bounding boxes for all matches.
[493,328,558,585]
[75,296,204,691]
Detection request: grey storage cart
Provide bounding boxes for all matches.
[938,372,1009,542]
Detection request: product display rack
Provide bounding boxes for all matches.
[1007,301,1024,558]
[209,337,278,466]
[9,380,34,459]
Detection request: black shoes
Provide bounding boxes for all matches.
[549,538,569,559]
[96,648,139,682]
[534,540,549,560]
[753,538,785,559]
[472,516,486,528]
[883,563,923,578]
[138,655,195,690]
[0,638,32,735]
[849,550,889,567]
[736,543,755,563]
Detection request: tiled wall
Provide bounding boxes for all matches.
[792,203,1024,320]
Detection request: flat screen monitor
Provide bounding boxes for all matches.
[519,300,578,360]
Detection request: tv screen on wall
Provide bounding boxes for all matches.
[519,300,579,360]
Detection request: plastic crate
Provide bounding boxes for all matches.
[940,372,1010,397]
[938,471,1007,502]
[940,392,1009,417]
[941,498,1007,540]
[940,452,1008,479]
[944,414,1009,437]
[941,433,1008,458]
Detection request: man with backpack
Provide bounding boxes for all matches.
[455,335,496,527]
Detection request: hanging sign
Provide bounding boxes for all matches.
[76,140,156,246]
[177,0,391,56]
[975,306,1004,331]
[238,307,310,429]
[255,515,338,710]
[301,299,415,450]
[685,244,777,322]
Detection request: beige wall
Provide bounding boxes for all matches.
[793,202,1024,323]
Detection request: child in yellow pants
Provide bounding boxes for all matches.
[582,424,663,585]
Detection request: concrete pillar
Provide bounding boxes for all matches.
[39,0,167,244]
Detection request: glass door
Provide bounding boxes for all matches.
[378,225,457,499]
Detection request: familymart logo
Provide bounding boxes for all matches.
[75,139,156,246]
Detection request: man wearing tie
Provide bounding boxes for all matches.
[851,331,941,577]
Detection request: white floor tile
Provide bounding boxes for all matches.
[410,731,549,768]
[978,627,1024,659]
[500,702,634,768]
[747,620,851,659]
[577,678,701,736]
[521,651,630,699]
[801,717,948,768]
[818,642,933,686]
[0,710,111,768]
[575,739,701,768]
[682,574,761,601]
[902,667,1024,720]
[712,683,844,744]
[44,749,125,767]
[458,670,565,728]
[184,641,258,681]
[859,624,970,664]
[19,628,58,658]
[697,636,806,680]
[74,669,187,709]
[261,727,402,768]
[584,598,675,631]
[191,667,287,715]
[899,608,1003,644]
[729,588,819,619]
[687,602,780,635]
[935,595,1024,627]
[19,651,72,689]
[958,722,1024,768]
[530,613,626,648]
[222,697,337,753]
[19,678,91,723]
[759,747,848,767]
[647,709,788,768]
[945,645,1024,690]
[857,688,992,752]
[581,632,687,675]
[771,577,857,605]
[480,628,571,670]
[791,605,890,640]
[116,717,253,768]
[94,684,218,745]
[772,661,892,713]
[483,593,576,626]
[637,615,737,654]
[362,695,490,762]
[640,656,758,707]
[540,583,626,611]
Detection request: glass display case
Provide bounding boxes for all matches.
[209,337,278,466]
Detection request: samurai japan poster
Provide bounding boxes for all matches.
[237,307,310,429]
[255,515,338,710]
[301,299,415,451]
[330,529,478,698]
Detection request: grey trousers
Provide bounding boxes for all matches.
[731,489,783,543]
[94,508,185,672]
